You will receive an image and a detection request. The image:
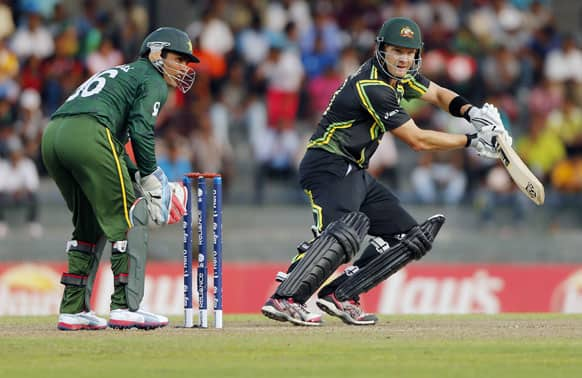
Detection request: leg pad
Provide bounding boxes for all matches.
[334,214,445,301]
[275,212,369,303]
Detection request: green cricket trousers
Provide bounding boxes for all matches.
[41,115,136,313]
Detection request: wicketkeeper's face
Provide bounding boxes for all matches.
[381,45,417,78]
[161,52,196,93]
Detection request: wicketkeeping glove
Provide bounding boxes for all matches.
[139,167,172,226]
[168,182,187,224]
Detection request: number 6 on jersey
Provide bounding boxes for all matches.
[495,135,545,205]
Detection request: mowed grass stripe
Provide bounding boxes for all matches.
[1,314,581,378]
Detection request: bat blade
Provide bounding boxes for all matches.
[495,135,545,205]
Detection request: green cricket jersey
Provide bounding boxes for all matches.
[307,57,430,168]
[52,58,168,176]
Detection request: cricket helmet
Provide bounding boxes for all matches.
[375,17,423,79]
[140,27,198,93]
[140,27,199,63]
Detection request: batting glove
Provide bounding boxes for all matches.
[466,103,503,133]
[467,124,511,159]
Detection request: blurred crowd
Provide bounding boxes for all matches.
[0,0,581,238]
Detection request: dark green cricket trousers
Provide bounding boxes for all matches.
[41,115,136,243]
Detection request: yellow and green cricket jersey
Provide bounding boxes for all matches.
[307,58,430,168]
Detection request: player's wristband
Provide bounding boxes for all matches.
[462,106,474,122]
[449,95,472,119]
[465,133,477,148]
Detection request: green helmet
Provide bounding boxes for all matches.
[140,27,199,93]
[375,17,423,79]
[139,27,199,63]
[376,17,423,50]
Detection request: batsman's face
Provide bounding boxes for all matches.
[161,52,196,93]
[382,45,416,78]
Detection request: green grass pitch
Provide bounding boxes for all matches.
[1,314,581,378]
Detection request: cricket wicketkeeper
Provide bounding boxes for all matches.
[42,27,196,330]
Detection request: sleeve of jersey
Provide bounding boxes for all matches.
[401,73,430,100]
[127,80,167,176]
[357,80,411,132]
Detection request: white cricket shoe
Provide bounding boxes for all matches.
[57,311,108,331]
[261,297,323,326]
[108,309,169,330]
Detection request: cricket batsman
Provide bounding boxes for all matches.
[261,17,512,326]
[42,27,198,330]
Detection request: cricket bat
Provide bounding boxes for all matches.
[494,135,545,205]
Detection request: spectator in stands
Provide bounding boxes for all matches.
[41,27,84,115]
[546,89,582,226]
[47,2,71,38]
[551,155,582,194]
[265,0,312,38]
[0,136,42,239]
[299,7,343,63]
[216,60,262,150]
[526,24,561,82]
[415,0,460,34]
[481,44,522,95]
[15,89,44,166]
[188,30,228,98]
[516,112,566,182]
[548,152,582,228]
[236,10,270,71]
[341,15,376,59]
[0,0,15,40]
[527,77,563,119]
[190,111,233,195]
[10,8,54,62]
[301,32,337,79]
[19,55,42,95]
[74,0,99,58]
[86,36,123,75]
[547,94,582,154]
[253,41,304,204]
[0,89,16,158]
[476,161,527,229]
[196,4,234,58]
[0,37,18,84]
[337,45,361,78]
[157,135,192,182]
[411,150,467,205]
[368,132,400,190]
[380,0,416,23]
[116,20,138,60]
[467,0,524,49]
[187,5,233,94]
[544,34,582,86]
[114,0,149,41]
[523,0,554,33]
[306,62,343,122]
